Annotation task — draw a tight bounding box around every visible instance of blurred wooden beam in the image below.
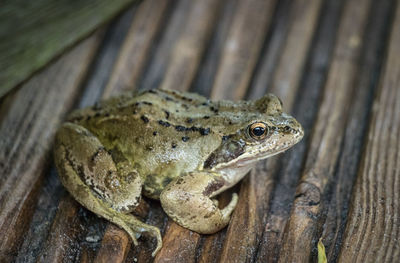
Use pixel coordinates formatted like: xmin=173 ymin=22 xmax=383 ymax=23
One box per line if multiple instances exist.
xmin=0 ymin=32 xmax=102 ymax=262
xmin=0 ymin=0 xmax=140 ymax=98
xmin=339 ymin=2 xmax=400 ymax=261
xmin=277 ymin=0 xmax=372 ymax=261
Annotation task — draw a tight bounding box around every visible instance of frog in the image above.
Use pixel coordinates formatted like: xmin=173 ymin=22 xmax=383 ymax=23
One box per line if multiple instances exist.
xmin=53 ymin=88 xmax=304 ymax=256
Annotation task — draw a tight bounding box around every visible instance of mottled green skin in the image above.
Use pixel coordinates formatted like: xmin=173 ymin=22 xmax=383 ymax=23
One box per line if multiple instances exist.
xmin=54 ymin=89 xmax=303 ymax=256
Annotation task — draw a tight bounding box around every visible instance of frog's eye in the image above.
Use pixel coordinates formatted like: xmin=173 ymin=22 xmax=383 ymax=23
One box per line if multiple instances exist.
xmin=248 ymin=122 xmax=269 ymax=140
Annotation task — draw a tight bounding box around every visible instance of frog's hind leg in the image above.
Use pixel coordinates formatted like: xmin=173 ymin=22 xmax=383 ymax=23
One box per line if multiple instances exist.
xmin=54 ymin=123 xmax=162 ymax=256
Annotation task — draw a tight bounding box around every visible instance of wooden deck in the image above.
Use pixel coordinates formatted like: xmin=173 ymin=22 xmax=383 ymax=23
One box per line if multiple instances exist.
xmin=1 ymin=0 xmax=399 ymax=262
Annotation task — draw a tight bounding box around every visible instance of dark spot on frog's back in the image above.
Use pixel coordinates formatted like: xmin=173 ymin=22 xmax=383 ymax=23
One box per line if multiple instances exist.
xmin=142 ymin=101 xmax=153 ymax=106
xmin=175 ymin=125 xmax=186 ymax=132
xmin=141 ymin=115 xmax=149 ymax=123
xmin=199 ymin=127 xmax=210 ymax=136
xmin=162 ymin=110 xmax=170 ymax=119
xmin=210 ymin=106 xmax=219 ymax=114
xmin=186 ymin=118 xmax=193 ymax=123
xmin=158 ymin=120 xmax=171 ymax=127
xmin=182 ymin=136 xmax=190 ymax=142
xmin=165 ymin=96 xmax=175 ymax=102
xmin=171 ymin=142 xmax=177 ymax=148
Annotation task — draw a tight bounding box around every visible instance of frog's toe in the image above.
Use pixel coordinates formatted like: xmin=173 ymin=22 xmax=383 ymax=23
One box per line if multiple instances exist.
xmin=114 ymin=213 xmax=162 ymax=256
xmin=149 ymin=226 xmax=162 ymax=257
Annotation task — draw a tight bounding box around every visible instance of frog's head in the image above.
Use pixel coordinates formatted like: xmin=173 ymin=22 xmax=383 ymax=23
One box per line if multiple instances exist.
xmin=203 ymin=94 xmax=303 ymax=171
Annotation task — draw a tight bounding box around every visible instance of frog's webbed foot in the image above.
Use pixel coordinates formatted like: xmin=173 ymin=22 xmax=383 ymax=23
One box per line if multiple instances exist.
xmin=54 ymin=123 xmax=162 ymax=256
xmin=110 ymin=212 xmax=162 ymax=256
xmin=160 ymin=172 xmax=238 ymax=234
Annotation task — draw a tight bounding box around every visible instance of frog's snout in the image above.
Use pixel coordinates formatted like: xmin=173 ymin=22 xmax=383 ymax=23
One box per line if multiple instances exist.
xmin=280 ymin=113 xmax=304 ymax=142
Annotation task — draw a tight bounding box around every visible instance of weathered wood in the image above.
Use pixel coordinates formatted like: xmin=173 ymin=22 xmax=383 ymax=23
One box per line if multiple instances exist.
xmin=103 ymin=0 xmax=171 ymax=97
xmin=1 ymin=0 xmax=398 ymax=261
xmin=17 ymin=12 xmax=136 ymax=262
xmin=255 ymin=0 xmax=345 ymax=261
xmin=0 ymin=34 xmax=101 ymax=262
xmin=139 ymin=0 xmax=193 ymax=91
xmin=160 ymin=0 xmax=222 ymax=92
xmin=267 ymin=0 xmax=323 ymax=106
xmin=211 ymin=0 xmax=277 ymax=100
xmin=36 ymin=196 xmax=83 ymax=262
xmin=192 ymin=0 xmax=239 ymax=97
xmin=277 ymin=0 xmax=372 ymax=261
xmin=322 ymin=0 xmax=395 ymax=261
xmin=249 ymin=0 xmax=292 ymax=100
xmin=213 ymin=1 xmax=323 ymax=262
xmin=0 ymin=0 xmax=139 ymax=98
xmin=94 ymin=224 xmax=131 ymax=263
xmin=79 ymin=8 xmax=137 ymax=108
xmin=338 ymin=2 xmax=400 ymax=262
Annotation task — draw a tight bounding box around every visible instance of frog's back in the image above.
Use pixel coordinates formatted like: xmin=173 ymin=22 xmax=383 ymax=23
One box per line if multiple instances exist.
xmin=66 ymin=89 xmax=224 ymax=198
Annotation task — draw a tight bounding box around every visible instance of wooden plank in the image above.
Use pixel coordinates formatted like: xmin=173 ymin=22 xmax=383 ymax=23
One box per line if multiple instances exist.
xmin=191 ymin=0 xmax=239 ymax=97
xmin=139 ymin=0 xmax=192 ymax=91
xmin=211 ymin=0 xmax=277 ymax=100
xmin=267 ymin=0 xmax=323 ymax=106
xmin=254 ymin=0 xmax=344 ymax=261
xmin=160 ymin=0 xmax=223 ymax=91
xmin=103 ymin=0 xmax=171 ymax=97
xmin=0 ymin=33 xmax=102 ymax=262
xmin=249 ymin=0 xmax=292 ymax=100
xmin=36 ymin=196 xmax=84 ymax=262
xmin=0 ymin=0 xmax=139 ymax=98
xmin=321 ymin=0 xmax=395 ymax=261
xmin=277 ymin=0 xmax=372 ymax=261
xmin=15 ymin=12 xmax=136 ymax=262
xmin=93 ymin=224 xmax=131 ymax=263
xmin=213 ymin=1 xmax=323 ymax=262
xmin=338 ymin=2 xmax=400 ymax=262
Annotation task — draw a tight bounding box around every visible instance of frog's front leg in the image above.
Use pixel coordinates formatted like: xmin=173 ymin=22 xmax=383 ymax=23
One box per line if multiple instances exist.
xmin=160 ymin=172 xmax=238 ymax=234
xmin=54 ymin=123 xmax=162 ymax=256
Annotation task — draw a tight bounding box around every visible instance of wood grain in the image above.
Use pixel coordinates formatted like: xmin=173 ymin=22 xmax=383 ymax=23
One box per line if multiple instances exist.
xmin=255 ymin=0 xmax=344 ymax=261
xmin=1 ymin=0 xmax=398 ymax=261
xmin=322 ymin=0 xmax=395 ymax=261
xmin=211 ymin=0 xmax=277 ymax=100
xmin=267 ymin=0 xmax=322 ymax=107
xmin=277 ymin=0 xmax=372 ymax=261
xmin=213 ymin=1 xmax=323 ymax=262
xmin=103 ymin=0 xmax=171 ymax=97
xmin=0 ymin=33 xmax=101 ymax=262
xmin=15 ymin=13 xmax=136 ymax=262
xmin=139 ymin=0 xmax=193 ymax=91
xmin=160 ymin=0 xmax=222 ymax=92
xmin=338 ymin=2 xmax=400 ymax=261
xmin=0 ymin=0 xmax=138 ymax=98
